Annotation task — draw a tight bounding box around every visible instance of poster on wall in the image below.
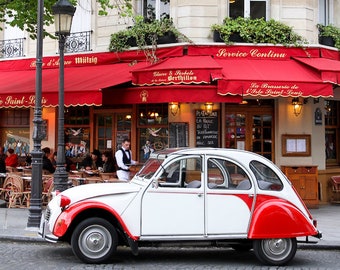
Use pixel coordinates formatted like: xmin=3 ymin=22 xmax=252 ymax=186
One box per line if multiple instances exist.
xmin=65 ymin=127 xmax=90 ymax=157
xmin=1 ymin=128 xmax=30 ymax=156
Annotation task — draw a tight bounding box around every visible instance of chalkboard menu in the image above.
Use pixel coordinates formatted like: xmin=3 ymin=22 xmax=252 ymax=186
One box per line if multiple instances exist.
xmin=196 ymin=110 xmax=219 ymax=147
xmin=169 ymin=122 xmax=189 ymax=148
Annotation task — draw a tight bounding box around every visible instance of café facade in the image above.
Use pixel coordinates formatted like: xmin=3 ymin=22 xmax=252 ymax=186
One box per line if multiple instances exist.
xmin=1 ymin=43 xmax=340 ymax=206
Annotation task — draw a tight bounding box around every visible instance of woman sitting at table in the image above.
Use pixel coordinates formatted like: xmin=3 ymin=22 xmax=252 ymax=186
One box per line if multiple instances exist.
xmin=81 ymin=149 xmax=103 ymax=170
xmin=102 ymin=150 xmax=117 ymax=173
xmin=5 ymin=148 xmax=18 ymax=168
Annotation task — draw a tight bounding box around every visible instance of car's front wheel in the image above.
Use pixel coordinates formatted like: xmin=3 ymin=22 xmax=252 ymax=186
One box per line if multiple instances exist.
xmin=71 ymin=217 xmax=118 ymax=263
xmin=253 ymin=238 xmax=297 ymax=266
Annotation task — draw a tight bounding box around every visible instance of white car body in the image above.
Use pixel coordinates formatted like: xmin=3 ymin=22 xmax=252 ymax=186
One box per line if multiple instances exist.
xmin=40 ymin=148 xmax=321 ymax=266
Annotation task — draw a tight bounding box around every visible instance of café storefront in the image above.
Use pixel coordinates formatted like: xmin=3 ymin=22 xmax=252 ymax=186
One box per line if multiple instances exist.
xmin=1 ymin=44 xmax=340 ymax=204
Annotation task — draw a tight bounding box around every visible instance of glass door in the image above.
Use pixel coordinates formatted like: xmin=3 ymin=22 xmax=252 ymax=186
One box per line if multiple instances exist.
xmin=95 ymin=112 xmax=132 ymax=154
xmin=225 ymin=100 xmax=274 ymax=161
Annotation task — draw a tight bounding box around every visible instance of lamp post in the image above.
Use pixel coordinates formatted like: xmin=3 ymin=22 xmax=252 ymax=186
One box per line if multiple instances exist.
xmin=27 ymin=0 xmax=45 ymax=228
xmin=52 ymin=0 xmax=76 ymax=192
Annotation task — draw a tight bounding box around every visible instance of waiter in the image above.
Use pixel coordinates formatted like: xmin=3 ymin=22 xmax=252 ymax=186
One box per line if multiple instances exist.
xmin=115 ymin=138 xmax=137 ymax=180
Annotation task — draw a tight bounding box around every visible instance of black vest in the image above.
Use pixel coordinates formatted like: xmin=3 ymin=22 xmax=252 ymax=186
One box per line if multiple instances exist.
xmin=119 ymin=148 xmax=131 ymax=170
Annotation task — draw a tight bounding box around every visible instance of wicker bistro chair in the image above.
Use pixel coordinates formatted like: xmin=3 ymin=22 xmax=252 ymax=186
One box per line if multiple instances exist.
xmin=42 ymin=176 xmax=54 ymax=206
xmin=330 ymin=176 xmax=340 ymax=203
xmin=22 ymin=176 xmax=54 ymax=208
xmin=0 ymin=174 xmax=25 ymax=208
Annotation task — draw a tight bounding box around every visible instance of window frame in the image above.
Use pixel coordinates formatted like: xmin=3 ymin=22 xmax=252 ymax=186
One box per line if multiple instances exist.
xmin=229 ymin=0 xmax=270 ymax=20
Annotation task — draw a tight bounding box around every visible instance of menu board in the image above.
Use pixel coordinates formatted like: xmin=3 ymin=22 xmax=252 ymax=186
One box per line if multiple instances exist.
xmin=169 ymin=122 xmax=189 ymax=148
xmin=195 ymin=110 xmax=219 ymax=147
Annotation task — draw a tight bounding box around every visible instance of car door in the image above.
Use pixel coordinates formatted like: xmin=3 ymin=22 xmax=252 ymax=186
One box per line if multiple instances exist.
xmin=205 ymin=157 xmax=254 ymax=236
xmin=141 ymin=155 xmax=205 ymax=237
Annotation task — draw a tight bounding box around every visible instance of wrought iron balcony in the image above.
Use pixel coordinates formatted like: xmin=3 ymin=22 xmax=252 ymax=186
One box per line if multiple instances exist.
xmin=0 ymin=38 xmax=25 ymax=58
xmin=65 ymin=31 xmax=92 ymax=53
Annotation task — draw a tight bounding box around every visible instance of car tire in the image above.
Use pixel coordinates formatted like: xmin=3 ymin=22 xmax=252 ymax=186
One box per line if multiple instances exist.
xmin=253 ymin=238 xmax=297 ymax=266
xmin=71 ymin=217 xmax=118 ymax=264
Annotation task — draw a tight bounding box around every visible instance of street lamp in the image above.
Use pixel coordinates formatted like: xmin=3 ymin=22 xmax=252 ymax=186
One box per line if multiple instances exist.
xmin=52 ymin=0 xmax=76 ymax=192
xmin=27 ymin=0 xmax=45 ymax=228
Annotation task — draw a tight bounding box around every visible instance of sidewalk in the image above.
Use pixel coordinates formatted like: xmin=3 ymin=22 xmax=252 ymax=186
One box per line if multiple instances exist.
xmin=0 ymin=204 xmax=339 ymax=248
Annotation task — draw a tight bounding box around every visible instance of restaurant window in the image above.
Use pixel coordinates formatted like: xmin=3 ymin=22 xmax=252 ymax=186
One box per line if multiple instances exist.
xmin=225 ymin=100 xmax=274 ymax=161
xmin=139 ymin=0 xmax=170 ymax=21
xmin=0 ymin=109 xmax=30 ymax=158
xmin=138 ymin=103 xmax=169 ymax=162
xmin=64 ymin=107 xmax=90 ymax=158
xmin=325 ymin=100 xmax=340 ymax=166
xmin=229 ymin=0 xmax=269 ymax=20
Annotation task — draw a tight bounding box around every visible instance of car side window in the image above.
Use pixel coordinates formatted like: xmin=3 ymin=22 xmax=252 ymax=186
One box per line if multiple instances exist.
xmin=207 ymin=158 xmax=251 ymax=190
xmin=249 ymin=160 xmax=283 ymax=191
xmin=158 ymin=157 xmax=202 ymax=188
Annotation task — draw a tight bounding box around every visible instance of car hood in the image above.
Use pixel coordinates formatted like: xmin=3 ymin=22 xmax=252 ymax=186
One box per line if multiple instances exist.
xmin=57 ymin=182 xmax=142 ymax=205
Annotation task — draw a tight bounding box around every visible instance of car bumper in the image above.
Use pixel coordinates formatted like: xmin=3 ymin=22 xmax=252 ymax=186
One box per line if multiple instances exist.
xmin=39 ymin=211 xmax=59 ymax=243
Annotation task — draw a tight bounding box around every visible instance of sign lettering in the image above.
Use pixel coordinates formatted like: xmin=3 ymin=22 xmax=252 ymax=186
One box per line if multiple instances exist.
xmin=0 ymin=95 xmax=48 ymax=106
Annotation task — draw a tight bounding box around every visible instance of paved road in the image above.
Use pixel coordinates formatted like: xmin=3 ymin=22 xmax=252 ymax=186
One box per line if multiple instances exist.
xmin=1 ymin=240 xmax=340 ymax=269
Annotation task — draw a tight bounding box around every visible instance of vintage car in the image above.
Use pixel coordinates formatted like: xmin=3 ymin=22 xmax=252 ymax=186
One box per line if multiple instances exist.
xmin=39 ymin=148 xmax=321 ymax=266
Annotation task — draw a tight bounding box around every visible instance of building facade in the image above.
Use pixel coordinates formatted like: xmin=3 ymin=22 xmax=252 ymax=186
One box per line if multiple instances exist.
xmin=1 ymin=0 xmax=340 ymax=205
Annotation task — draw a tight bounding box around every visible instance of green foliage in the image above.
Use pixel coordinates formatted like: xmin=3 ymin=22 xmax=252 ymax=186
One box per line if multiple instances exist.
xmin=211 ymin=17 xmax=307 ymax=47
xmin=317 ymin=24 xmax=340 ymax=50
xmin=0 ymin=0 xmax=132 ymax=39
xmin=109 ymin=16 xmax=190 ymax=53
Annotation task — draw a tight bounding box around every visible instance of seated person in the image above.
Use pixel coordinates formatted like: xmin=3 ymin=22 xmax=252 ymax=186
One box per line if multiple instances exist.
xmin=81 ymin=149 xmax=103 ymax=170
xmin=5 ymin=148 xmax=18 ymax=168
xmin=42 ymin=147 xmax=55 ymax=174
xmin=101 ymin=150 xmax=117 ymax=173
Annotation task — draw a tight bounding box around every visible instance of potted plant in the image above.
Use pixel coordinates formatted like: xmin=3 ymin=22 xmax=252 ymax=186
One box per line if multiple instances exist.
xmin=317 ymin=24 xmax=340 ymax=49
xmin=109 ymin=16 xmax=190 ymax=53
xmin=211 ymin=17 xmax=307 ymax=46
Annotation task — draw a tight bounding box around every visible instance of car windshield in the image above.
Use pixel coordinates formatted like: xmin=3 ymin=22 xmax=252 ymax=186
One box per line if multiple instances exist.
xmin=135 ymin=158 xmax=164 ymax=180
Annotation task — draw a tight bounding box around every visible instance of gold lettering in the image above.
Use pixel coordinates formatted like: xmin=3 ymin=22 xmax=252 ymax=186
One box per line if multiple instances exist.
xmin=250 ymin=49 xmax=287 ymax=58
xmin=216 ymin=48 xmax=248 ymax=58
xmin=74 ymin=56 xmax=98 ymax=65
xmin=5 ymin=96 xmax=25 ymax=105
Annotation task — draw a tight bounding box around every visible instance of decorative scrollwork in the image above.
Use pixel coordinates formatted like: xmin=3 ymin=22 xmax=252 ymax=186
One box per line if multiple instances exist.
xmin=0 ymin=38 xmax=25 ymax=58
xmin=65 ymin=31 xmax=92 ymax=53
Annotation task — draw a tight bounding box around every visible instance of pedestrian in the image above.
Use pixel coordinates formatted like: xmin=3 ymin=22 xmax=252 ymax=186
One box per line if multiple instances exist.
xmin=115 ymin=138 xmax=137 ymax=181
xmin=5 ymin=148 xmax=18 ymax=168
xmin=81 ymin=149 xmax=103 ymax=170
xmin=42 ymin=147 xmax=55 ymax=174
xmin=101 ymin=150 xmax=117 ymax=173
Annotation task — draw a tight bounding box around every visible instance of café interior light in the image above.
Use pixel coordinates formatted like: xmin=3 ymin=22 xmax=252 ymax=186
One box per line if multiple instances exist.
xmin=204 ymin=102 xmax=214 ymax=115
xmin=169 ymin=102 xmax=180 ymax=116
xmin=292 ymin=97 xmax=302 ymax=117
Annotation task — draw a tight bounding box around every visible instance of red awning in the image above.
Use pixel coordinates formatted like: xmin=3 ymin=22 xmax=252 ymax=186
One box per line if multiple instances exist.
xmin=132 ymin=55 xmax=222 ymax=86
xmin=215 ymin=59 xmax=333 ymax=98
xmin=293 ymin=57 xmax=340 ymax=85
xmin=102 ymin=85 xmax=242 ymax=104
xmin=0 ymin=62 xmax=144 ymax=108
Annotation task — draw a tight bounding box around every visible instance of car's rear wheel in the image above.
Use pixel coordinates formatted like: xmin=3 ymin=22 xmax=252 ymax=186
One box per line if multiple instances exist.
xmin=71 ymin=217 xmax=118 ymax=263
xmin=253 ymin=238 xmax=297 ymax=266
